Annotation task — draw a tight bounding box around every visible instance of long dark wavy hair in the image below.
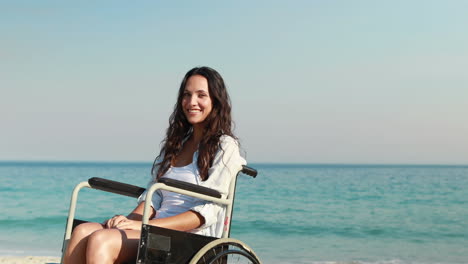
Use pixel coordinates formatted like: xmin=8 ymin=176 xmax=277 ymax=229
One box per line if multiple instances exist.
xmin=152 ymin=66 xmax=236 ymax=181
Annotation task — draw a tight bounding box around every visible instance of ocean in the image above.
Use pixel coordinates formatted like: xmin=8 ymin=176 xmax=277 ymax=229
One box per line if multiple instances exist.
xmin=0 ymin=162 xmax=467 ymax=264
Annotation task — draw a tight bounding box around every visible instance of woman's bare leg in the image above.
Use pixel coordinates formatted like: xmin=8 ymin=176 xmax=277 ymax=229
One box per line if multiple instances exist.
xmin=63 ymin=222 xmax=104 ymax=264
xmin=86 ymin=228 xmax=141 ymax=264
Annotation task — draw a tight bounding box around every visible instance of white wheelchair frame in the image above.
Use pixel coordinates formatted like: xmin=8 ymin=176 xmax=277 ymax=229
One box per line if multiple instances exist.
xmin=61 ymin=165 xmax=261 ymax=264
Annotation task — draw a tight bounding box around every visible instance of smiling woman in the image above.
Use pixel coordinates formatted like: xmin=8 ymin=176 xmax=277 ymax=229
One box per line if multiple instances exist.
xmin=62 ymin=66 xmax=246 ymax=264
xmin=156 ymin=67 xmax=236 ymax=181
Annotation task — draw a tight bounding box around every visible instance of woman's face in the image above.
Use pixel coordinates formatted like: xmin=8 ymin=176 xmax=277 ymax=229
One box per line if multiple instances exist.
xmin=182 ymin=75 xmax=213 ymax=127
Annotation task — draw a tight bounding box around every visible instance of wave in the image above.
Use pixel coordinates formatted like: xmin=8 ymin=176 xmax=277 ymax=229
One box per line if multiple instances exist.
xmin=0 ymin=216 xmax=66 ymax=228
xmin=231 ymin=219 xmax=467 ymax=240
xmin=0 ymin=216 xmax=101 ymax=229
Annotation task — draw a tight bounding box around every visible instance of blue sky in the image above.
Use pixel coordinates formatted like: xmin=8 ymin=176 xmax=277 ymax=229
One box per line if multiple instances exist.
xmin=1 ymin=1 xmax=467 ymax=164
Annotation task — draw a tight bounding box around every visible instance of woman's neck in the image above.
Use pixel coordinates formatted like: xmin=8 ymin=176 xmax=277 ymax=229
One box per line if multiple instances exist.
xmin=191 ymin=125 xmax=204 ymax=144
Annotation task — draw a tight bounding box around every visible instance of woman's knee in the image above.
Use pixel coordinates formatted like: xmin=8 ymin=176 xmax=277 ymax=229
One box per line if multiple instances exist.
xmin=87 ymin=229 xmax=124 ymax=256
xmin=86 ymin=229 xmax=140 ymax=263
xmin=72 ymin=222 xmax=103 ymax=239
xmin=86 ymin=229 xmax=121 ymax=262
xmin=87 ymin=229 xmax=111 ymax=246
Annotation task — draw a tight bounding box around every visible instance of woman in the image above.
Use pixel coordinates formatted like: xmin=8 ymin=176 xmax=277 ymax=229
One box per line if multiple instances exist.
xmin=63 ymin=66 xmax=246 ymax=264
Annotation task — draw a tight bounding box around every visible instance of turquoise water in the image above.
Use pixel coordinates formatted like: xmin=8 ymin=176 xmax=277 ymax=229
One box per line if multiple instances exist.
xmin=0 ymin=162 xmax=467 ymax=263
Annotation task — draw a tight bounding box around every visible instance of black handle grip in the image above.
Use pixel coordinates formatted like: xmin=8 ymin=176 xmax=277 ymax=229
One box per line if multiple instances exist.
xmin=241 ymin=165 xmax=257 ymax=178
xmin=88 ymin=177 xmax=146 ymax=198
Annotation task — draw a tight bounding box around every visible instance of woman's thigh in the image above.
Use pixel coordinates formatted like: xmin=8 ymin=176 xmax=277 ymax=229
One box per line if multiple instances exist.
xmin=87 ymin=228 xmax=141 ymax=263
xmin=65 ymin=222 xmax=106 ymax=263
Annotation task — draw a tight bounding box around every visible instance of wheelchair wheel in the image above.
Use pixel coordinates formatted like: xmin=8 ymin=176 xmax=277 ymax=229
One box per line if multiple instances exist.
xmin=189 ymin=238 xmax=261 ymax=264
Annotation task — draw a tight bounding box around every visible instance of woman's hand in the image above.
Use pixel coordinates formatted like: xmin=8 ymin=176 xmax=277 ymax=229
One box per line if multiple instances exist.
xmin=104 ymin=215 xmax=128 ymax=229
xmin=115 ymin=219 xmax=142 ymax=230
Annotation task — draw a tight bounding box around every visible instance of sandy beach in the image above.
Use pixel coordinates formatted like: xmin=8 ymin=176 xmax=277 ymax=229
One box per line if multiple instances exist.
xmin=0 ymin=256 xmax=60 ymax=264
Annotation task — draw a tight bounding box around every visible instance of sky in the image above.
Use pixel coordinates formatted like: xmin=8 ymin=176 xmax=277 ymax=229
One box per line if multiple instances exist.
xmin=1 ymin=0 xmax=467 ymax=164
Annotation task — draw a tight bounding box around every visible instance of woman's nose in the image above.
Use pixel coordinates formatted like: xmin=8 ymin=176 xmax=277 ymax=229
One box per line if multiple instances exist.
xmin=190 ymin=95 xmax=197 ymax=105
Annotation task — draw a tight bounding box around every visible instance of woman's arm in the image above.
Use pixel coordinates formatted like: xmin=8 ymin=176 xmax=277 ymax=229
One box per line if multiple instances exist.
xmin=113 ymin=208 xmax=204 ymax=232
xmin=148 ymin=210 xmax=204 ymax=231
xmin=105 ymin=201 xmax=155 ymax=228
xmin=127 ymin=201 xmax=155 ymax=221
xmin=190 ymin=136 xmax=246 ymax=228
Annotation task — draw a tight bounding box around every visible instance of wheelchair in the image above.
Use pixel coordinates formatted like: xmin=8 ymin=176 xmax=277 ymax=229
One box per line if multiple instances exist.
xmin=61 ymin=165 xmax=262 ymax=264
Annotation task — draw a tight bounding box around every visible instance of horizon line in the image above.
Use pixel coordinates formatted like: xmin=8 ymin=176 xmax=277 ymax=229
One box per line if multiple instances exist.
xmin=0 ymin=160 xmax=467 ymax=167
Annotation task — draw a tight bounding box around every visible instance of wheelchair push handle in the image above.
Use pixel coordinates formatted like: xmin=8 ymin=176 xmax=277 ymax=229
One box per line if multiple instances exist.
xmin=241 ymin=165 xmax=257 ymax=178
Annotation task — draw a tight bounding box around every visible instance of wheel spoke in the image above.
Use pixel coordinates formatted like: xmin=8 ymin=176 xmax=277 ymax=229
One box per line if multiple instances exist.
xmin=192 ymin=239 xmax=261 ymax=264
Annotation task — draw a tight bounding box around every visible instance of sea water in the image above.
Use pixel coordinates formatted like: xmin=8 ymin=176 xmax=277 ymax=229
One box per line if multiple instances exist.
xmin=0 ymin=162 xmax=467 ymax=264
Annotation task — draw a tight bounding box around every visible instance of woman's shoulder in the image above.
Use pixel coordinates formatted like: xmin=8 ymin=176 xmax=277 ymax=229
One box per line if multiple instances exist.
xmin=219 ymin=135 xmax=239 ymax=148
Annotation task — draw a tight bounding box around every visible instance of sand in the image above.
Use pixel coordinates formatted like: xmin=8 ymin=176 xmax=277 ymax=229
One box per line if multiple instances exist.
xmin=0 ymin=256 xmax=60 ymax=264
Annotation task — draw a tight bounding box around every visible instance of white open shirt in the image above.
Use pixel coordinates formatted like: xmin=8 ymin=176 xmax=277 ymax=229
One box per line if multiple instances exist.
xmin=137 ymin=135 xmax=246 ymax=238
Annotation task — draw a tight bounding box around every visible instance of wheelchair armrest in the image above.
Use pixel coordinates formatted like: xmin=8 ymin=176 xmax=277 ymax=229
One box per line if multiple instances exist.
xmin=88 ymin=177 xmax=146 ymax=198
xmin=158 ymin=178 xmax=222 ymax=199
